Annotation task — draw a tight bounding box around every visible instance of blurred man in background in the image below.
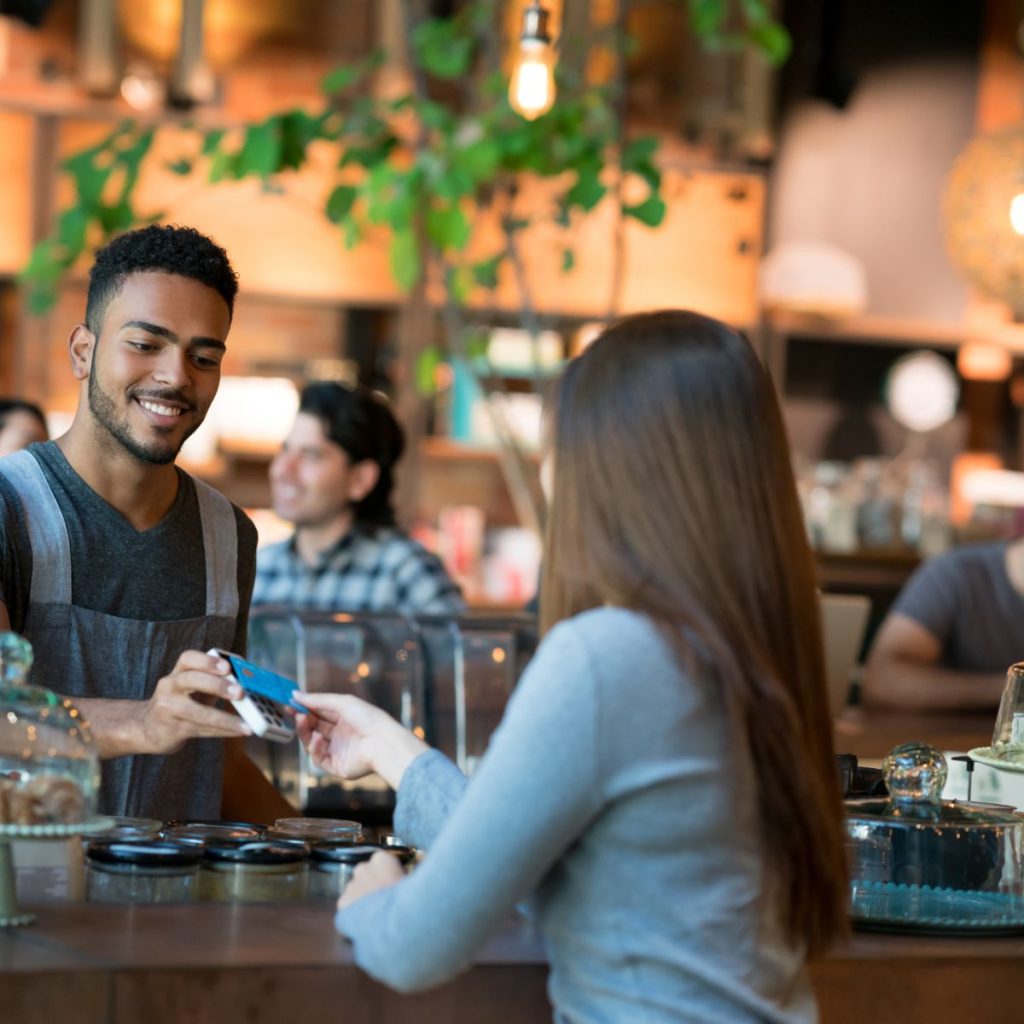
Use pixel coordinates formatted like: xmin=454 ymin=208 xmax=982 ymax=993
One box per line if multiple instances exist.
xmin=254 ymin=381 xmax=464 ymax=617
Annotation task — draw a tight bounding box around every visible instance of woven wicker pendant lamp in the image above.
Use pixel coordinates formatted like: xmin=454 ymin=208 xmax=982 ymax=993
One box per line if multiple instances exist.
xmin=943 ymin=123 xmax=1024 ymax=314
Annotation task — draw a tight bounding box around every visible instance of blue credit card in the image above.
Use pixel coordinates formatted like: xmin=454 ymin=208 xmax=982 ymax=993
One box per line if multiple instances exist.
xmin=225 ymin=654 xmax=308 ymax=712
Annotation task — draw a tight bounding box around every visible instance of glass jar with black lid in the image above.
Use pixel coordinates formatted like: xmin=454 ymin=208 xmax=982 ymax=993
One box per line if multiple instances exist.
xmin=267 ymin=817 xmax=363 ymax=844
xmin=200 ymin=840 xmax=309 ymax=902
xmin=162 ymin=821 xmax=264 ymax=847
xmin=308 ymin=842 xmax=415 ymax=901
xmin=86 ymin=841 xmax=202 ymax=903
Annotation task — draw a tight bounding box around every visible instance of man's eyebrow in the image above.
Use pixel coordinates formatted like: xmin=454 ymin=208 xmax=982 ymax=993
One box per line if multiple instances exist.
xmin=119 ymin=320 xmax=226 ymax=351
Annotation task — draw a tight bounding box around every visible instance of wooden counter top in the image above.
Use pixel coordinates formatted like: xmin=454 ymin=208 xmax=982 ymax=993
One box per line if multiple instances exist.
xmin=834 ymin=706 xmax=995 ymax=760
xmin=2 ymin=902 xmax=1023 ymax=1023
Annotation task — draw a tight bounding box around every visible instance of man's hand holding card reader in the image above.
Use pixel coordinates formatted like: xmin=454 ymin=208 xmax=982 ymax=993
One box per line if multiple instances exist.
xmin=208 ymin=649 xmax=307 ymax=743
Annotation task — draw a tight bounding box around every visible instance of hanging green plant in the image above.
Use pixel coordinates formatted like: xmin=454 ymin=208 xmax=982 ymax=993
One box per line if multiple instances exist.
xmin=20 ymin=0 xmax=789 ymax=321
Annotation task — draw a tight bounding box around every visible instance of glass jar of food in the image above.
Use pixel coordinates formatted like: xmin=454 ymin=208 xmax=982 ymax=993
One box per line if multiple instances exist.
xmin=267 ymin=817 xmax=363 ymax=844
xmin=86 ymin=841 xmax=202 ymax=903
xmin=308 ymin=842 xmax=416 ymax=901
xmin=162 ymin=821 xmax=265 ymax=846
xmin=84 ymin=816 xmax=163 ymax=842
xmin=200 ymin=841 xmax=308 ymax=902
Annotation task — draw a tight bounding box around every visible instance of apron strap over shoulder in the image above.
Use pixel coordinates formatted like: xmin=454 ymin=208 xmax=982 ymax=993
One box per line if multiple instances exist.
xmin=192 ymin=475 xmax=239 ymax=622
xmin=0 ymin=450 xmax=72 ymax=605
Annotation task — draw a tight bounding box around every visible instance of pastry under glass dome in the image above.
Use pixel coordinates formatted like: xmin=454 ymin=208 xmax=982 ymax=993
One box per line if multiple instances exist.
xmin=0 ymin=632 xmax=99 ymax=825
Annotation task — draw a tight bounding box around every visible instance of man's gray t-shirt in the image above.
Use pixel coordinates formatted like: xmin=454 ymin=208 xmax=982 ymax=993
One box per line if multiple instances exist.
xmin=337 ymin=607 xmax=814 ymax=1023
xmin=891 ymin=542 xmax=1024 ymax=672
xmin=0 ymin=442 xmax=255 ymax=646
xmin=0 ymin=441 xmax=257 ymax=818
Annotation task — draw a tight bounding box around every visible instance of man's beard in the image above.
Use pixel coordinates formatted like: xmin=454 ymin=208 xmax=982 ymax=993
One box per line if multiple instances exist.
xmin=88 ymin=364 xmax=198 ymax=466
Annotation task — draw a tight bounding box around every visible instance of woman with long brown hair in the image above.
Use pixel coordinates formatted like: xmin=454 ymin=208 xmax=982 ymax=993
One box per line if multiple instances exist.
xmin=296 ymin=309 xmax=849 ymax=1021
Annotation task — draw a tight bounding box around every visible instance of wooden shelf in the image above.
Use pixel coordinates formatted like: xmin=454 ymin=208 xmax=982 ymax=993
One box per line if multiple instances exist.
xmin=420 ymin=437 xmax=542 ymax=463
xmin=767 ymin=310 xmax=1024 ymax=353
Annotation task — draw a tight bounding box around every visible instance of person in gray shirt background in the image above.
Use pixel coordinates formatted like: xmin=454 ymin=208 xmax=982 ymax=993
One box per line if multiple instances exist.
xmin=864 ymin=539 xmax=1024 ymax=712
xmin=295 ymin=310 xmax=849 ymax=1022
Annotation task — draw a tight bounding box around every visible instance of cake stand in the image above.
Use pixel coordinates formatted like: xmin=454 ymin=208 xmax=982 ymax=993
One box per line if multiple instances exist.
xmin=0 ymin=817 xmax=112 ymax=926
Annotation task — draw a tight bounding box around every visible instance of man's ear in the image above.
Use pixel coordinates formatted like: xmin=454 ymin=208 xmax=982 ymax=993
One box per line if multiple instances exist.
xmin=347 ymin=459 xmax=380 ymax=503
xmin=68 ymin=324 xmax=95 ymax=381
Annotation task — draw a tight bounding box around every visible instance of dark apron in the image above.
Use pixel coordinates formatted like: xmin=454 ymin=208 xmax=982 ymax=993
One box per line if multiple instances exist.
xmin=0 ymin=449 xmax=240 ymax=820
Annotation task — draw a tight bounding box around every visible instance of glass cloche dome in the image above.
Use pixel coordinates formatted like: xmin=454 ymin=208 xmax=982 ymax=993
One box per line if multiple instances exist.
xmin=0 ymin=632 xmax=99 ymax=825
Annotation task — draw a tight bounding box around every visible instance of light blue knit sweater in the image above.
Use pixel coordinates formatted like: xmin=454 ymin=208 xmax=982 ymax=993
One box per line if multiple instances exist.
xmin=336 ymin=606 xmax=817 ymax=1023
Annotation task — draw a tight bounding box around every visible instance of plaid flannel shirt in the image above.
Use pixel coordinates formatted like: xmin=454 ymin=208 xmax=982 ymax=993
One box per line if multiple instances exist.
xmin=252 ymin=526 xmax=465 ymax=617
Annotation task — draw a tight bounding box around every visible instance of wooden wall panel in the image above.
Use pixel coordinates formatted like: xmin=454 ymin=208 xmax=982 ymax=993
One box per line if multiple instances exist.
xmin=0 ymin=112 xmax=34 ymax=275
xmin=457 ymin=167 xmax=764 ymax=327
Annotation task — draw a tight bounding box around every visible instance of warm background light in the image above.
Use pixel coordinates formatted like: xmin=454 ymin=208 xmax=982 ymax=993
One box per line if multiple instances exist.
xmin=957 ymin=341 xmax=1013 ymax=381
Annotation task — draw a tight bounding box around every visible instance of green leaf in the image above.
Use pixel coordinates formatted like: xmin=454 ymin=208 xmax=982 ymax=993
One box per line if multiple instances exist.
xmin=623 ymin=195 xmax=667 ymax=228
xmin=471 ymin=254 xmax=502 ymax=290
xmin=389 ymin=229 xmax=421 ymax=291
xmin=56 ymin=207 xmax=88 ymax=256
xmin=418 ymin=99 xmax=456 ymax=133
xmin=166 ymin=158 xmax=193 ymax=176
xmin=322 ymin=64 xmax=362 ymax=94
xmin=278 ymin=111 xmax=321 ymax=171
xmin=690 ymin=0 xmax=727 ymax=38
xmin=208 ymin=149 xmax=239 ymax=183
xmin=97 ymin=200 xmax=135 ymax=234
xmin=426 ymin=202 xmax=471 ymax=252
xmin=343 ymin=217 xmax=362 ymax=250
xmin=63 ymin=152 xmax=111 ymax=209
xmin=455 ymin=138 xmax=500 ymax=184
xmin=566 ymin=163 xmax=606 ymax=212
xmin=22 ymin=239 xmax=66 ymax=283
xmin=621 ymin=136 xmax=662 ymax=189
xmin=414 ymin=345 xmax=442 ymax=395
xmin=465 ymin=329 xmax=490 ymax=361
xmin=238 ymin=119 xmax=282 ymax=179
xmin=561 ymin=248 xmax=575 ymax=273
xmin=365 ymin=165 xmax=418 ymax=230
xmin=201 ymin=129 xmax=225 ymax=156
xmin=622 ymin=136 xmax=659 ymax=165
xmin=738 ymin=0 xmax=772 ymax=22
xmin=339 ymin=137 xmax=397 ymax=170
xmin=445 ymin=264 xmax=473 ymax=305
xmin=412 ymin=18 xmax=474 ymax=80
xmin=325 ymin=184 xmax=358 ymax=224
xmin=748 ymin=22 xmax=792 ymax=65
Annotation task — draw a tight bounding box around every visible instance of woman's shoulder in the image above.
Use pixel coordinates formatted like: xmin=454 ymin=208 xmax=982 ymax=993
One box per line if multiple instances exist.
xmin=554 ymin=605 xmax=658 ymax=640
xmin=544 ymin=607 xmax=680 ymax=677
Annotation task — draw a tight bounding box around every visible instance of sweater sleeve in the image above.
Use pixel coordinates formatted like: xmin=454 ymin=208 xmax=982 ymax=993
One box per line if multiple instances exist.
xmin=335 ymin=619 xmax=602 ymax=993
xmin=391 ymin=748 xmax=469 ymax=851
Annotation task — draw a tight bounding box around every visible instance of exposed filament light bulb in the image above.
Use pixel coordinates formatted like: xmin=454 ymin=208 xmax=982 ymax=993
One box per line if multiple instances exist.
xmin=509 ymin=3 xmax=556 ymax=121
xmin=1010 ymin=191 xmax=1024 ymax=236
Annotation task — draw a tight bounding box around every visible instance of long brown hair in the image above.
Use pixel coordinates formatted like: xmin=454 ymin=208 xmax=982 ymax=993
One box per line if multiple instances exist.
xmin=541 ymin=310 xmax=848 ymax=954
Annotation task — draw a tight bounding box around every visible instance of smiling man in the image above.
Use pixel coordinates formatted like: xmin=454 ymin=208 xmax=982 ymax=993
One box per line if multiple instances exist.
xmin=0 ymin=225 xmax=292 ymax=822
xmin=253 ymin=381 xmax=464 ymax=617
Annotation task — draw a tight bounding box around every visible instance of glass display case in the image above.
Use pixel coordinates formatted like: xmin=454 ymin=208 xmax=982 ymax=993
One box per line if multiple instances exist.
xmin=245 ymin=610 xmax=537 ymax=819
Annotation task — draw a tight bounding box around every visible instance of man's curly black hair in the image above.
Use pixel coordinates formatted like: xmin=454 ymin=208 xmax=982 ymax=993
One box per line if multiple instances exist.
xmin=85 ymin=224 xmax=239 ymax=335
